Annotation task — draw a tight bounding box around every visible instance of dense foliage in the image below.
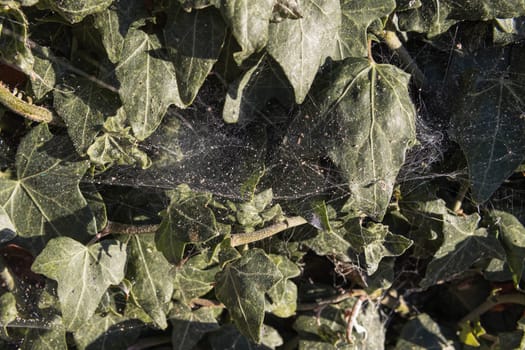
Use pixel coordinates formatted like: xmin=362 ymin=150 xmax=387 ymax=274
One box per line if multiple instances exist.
xmin=1 ymin=0 xmax=525 ymax=349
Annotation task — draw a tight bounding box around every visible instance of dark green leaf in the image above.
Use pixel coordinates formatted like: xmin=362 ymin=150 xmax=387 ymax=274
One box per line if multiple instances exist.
xmin=30 ymin=47 xmax=58 ymax=100
xmin=31 ymin=237 xmax=127 ymax=331
xmin=208 ymin=324 xmax=282 ymax=350
xmin=420 ymin=213 xmax=506 ymax=288
xmin=449 ymin=47 xmax=525 ymax=203
xmin=490 ymin=210 xmax=525 ymax=286
xmin=219 ymin=0 xmax=274 ymax=64
xmin=333 ymin=0 xmax=395 ymax=59
xmin=0 ymin=292 xmax=17 ymax=333
xmin=395 ymin=313 xmax=459 ymax=349
xmin=170 ymin=303 xmax=221 ymax=350
xmin=0 ymin=4 xmax=33 ymax=73
xmin=39 ymin=0 xmax=112 ymax=24
xmin=164 ymin=6 xmax=226 ymax=105
xmin=267 ymin=0 xmax=341 ymax=103
xmin=126 ymin=235 xmax=173 ymax=329
xmin=115 ymin=27 xmax=183 ymax=140
xmin=0 ymin=124 xmax=96 ymax=238
xmin=73 ymin=313 xmax=141 ymax=350
xmin=173 ymin=252 xmax=220 ymax=304
xmin=21 ymin=316 xmax=67 ymax=350
xmin=215 ymin=248 xmax=282 ymax=342
xmin=53 ymin=75 xmax=120 ymax=154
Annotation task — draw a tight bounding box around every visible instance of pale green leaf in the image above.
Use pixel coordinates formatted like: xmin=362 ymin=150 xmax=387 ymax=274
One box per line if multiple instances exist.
xmin=420 ymin=213 xmax=505 ymax=288
xmin=0 ymin=292 xmax=17 ymax=332
xmin=173 ymin=252 xmax=220 ymax=304
xmin=267 ymin=0 xmax=341 ymax=103
xmin=266 ymin=254 xmax=300 ymax=318
xmin=215 ymin=248 xmax=282 ymax=342
xmin=39 ymin=0 xmax=112 ymax=24
xmin=333 ymin=0 xmax=395 ymax=59
xmin=490 ymin=210 xmax=525 ymax=286
xmin=164 ymin=5 xmax=226 ymax=105
xmin=0 ymin=124 xmax=96 ymax=238
xmin=0 ymin=206 xmax=16 ymax=244
xmin=115 ymin=28 xmax=183 ymax=140
xmin=73 ymin=313 xmax=141 ymax=350
xmin=31 ymin=237 xmax=127 ymax=331
xmin=170 ymin=303 xmax=221 ymax=350
xmin=22 ymin=316 xmax=67 ymax=350
xmin=53 ymin=75 xmax=120 ymax=154
xmin=126 ymin=235 xmax=173 ymax=329
xmin=220 ymin=0 xmax=274 ymax=64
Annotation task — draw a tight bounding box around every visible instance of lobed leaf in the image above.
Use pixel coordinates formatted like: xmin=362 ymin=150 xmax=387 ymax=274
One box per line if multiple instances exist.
xmin=39 ymin=0 xmax=113 ymax=24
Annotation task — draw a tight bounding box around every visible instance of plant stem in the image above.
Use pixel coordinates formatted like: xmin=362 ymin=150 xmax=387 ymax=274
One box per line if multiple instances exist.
xmin=452 ymin=182 xmax=469 ymax=213
xmin=0 ymin=256 xmax=16 ymax=292
xmin=230 ymin=216 xmax=307 ymax=247
xmin=380 ymin=20 xmax=426 ymax=89
xmin=0 ymin=81 xmax=59 ymax=124
xmin=296 ymin=290 xmax=368 ymax=311
xmin=458 ymin=293 xmax=525 ymax=326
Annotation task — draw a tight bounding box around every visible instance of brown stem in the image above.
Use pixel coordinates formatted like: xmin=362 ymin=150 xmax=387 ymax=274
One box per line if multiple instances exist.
xmin=230 ymin=216 xmax=307 ymax=247
xmin=452 ymin=182 xmax=469 ymax=214
xmin=191 ymin=298 xmax=224 ymax=308
xmin=458 ymin=293 xmax=525 ymax=326
xmin=380 ymin=20 xmax=426 ymax=89
xmin=296 ymin=290 xmax=368 ymax=311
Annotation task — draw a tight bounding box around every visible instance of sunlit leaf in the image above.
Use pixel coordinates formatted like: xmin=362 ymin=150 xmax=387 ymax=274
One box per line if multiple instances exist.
xmin=164 ymin=5 xmax=226 ymax=105
xmin=115 ymin=27 xmax=183 ymax=140
xmin=420 ymin=213 xmax=506 ymax=288
xmin=0 ymin=124 xmax=96 ymax=238
xmin=22 ymin=316 xmax=67 ymax=350
xmin=0 ymin=292 xmax=17 ymax=333
xmin=39 ymin=0 xmax=113 ymax=24
xmin=173 ymin=252 xmax=220 ymax=304
xmin=170 ymin=303 xmax=221 ymax=350
xmin=0 ymin=206 xmax=16 ymax=243
xmin=266 ymin=254 xmax=300 ymax=318
xmin=31 ymin=237 xmax=127 ymax=331
xmin=215 ymin=248 xmax=282 ymax=342
xmin=73 ymin=313 xmax=141 ymax=350
xmin=126 ymin=235 xmax=173 ymax=329
xmin=267 ymin=0 xmax=341 ymax=103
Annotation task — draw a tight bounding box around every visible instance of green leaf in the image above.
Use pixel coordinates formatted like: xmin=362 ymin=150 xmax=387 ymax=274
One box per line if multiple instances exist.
xmin=31 ymin=237 xmax=127 ymax=331
xmin=157 ymin=185 xmax=229 ymax=262
xmin=267 ymin=0 xmax=341 ymax=103
xmin=420 ymin=213 xmax=506 ymax=288
xmin=0 ymin=292 xmax=17 ymax=333
xmin=395 ymin=313 xmax=459 ymax=349
xmin=0 ymin=206 xmax=16 ymax=244
xmin=115 ymin=27 xmax=183 ymax=140
xmin=73 ymin=313 xmax=141 ymax=350
xmin=266 ymin=254 xmax=300 ymax=318
xmin=333 ymin=0 xmax=395 ymax=59
xmin=490 ymin=210 xmax=525 ymax=287
xmin=219 ymin=0 xmax=274 ymax=64
xmin=126 ymin=234 xmax=173 ymax=329
xmin=303 ymin=58 xmax=416 ymax=220
xmin=173 ymin=252 xmax=220 ymax=304
xmin=53 ymin=75 xmax=120 ymax=154
xmin=208 ymin=324 xmax=282 ymax=350
xmin=169 ymin=303 xmax=221 ymax=350
xmin=39 ymin=0 xmax=113 ymax=24
xmin=215 ymin=248 xmax=282 ymax=342
xmin=30 ymin=47 xmax=59 ymax=100
xmin=21 ymin=316 xmax=67 ymax=350
xmin=87 ymin=108 xmax=151 ymax=170
xmin=0 ymin=3 xmax=33 ymax=73
xmin=164 ymin=5 xmax=226 ymax=105
xmin=0 ymin=124 xmax=96 ymax=238
xmin=92 ymin=1 xmax=148 ymax=63
xmin=449 ymin=47 xmax=525 ymax=203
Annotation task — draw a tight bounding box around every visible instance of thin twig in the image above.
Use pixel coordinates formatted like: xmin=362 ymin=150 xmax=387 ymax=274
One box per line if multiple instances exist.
xmin=458 ymin=293 xmax=525 ymax=326
xmin=191 ymin=298 xmax=224 ymax=308
xmin=452 ymin=182 xmax=469 ymax=214
xmin=230 ymin=216 xmax=307 ymax=247
xmin=0 ymin=81 xmax=59 ymax=124
xmin=296 ymin=290 xmax=368 ymax=311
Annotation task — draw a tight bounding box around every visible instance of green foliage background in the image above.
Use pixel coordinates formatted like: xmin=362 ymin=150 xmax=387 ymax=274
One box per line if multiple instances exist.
xmin=1 ymin=0 xmax=525 ymax=349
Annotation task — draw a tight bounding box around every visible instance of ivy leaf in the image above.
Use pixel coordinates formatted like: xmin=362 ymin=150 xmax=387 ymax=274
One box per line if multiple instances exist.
xmin=0 ymin=292 xmax=17 ymax=334
xmin=39 ymin=0 xmax=113 ymax=24
xmin=0 ymin=206 xmax=16 ymax=244
xmin=92 ymin=1 xmax=148 ymax=63
xmin=169 ymin=303 xmax=221 ymax=350
xmin=266 ymin=254 xmax=301 ymax=318
xmin=30 ymin=47 xmax=59 ymax=100
xmin=208 ymin=324 xmax=282 ymax=350
xmin=333 ymin=0 xmax=395 ymax=59
xmin=449 ymin=47 xmax=525 ymax=203
xmin=304 ymin=59 xmax=416 ymax=220
xmin=22 ymin=316 xmax=67 ymax=350
xmin=0 ymin=124 xmax=96 ymax=238
xmin=73 ymin=313 xmax=141 ymax=350
xmin=126 ymin=235 xmax=173 ymax=329
xmin=115 ymin=27 xmax=183 ymax=140
xmin=267 ymin=0 xmax=341 ymax=103
xmin=0 ymin=3 xmax=33 ymax=74
xmin=219 ymin=0 xmax=274 ymax=64
xmin=215 ymin=248 xmax=282 ymax=342
xmin=395 ymin=313 xmax=459 ymax=349
xmin=164 ymin=5 xmax=226 ymax=105
xmin=53 ymin=75 xmax=120 ymax=154
xmin=157 ymin=185 xmax=229 ymax=262
xmin=31 ymin=237 xmax=127 ymax=331
xmin=173 ymin=252 xmax=220 ymax=304
xmin=490 ymin=210 xmax=525 ymax=287
xmin=420 ymin=213 xmax=506 ymax=288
